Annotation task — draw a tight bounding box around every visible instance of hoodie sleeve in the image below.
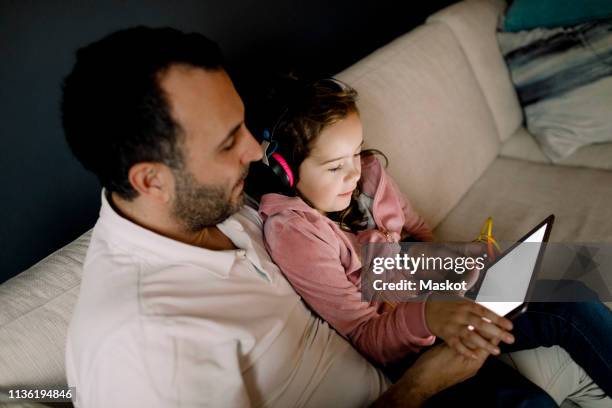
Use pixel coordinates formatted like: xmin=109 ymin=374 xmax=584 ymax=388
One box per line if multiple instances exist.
xmin=384 ymin=171 xmax=434 ymax=242
xmin=263 ymin=213 xmax=435 ymax=365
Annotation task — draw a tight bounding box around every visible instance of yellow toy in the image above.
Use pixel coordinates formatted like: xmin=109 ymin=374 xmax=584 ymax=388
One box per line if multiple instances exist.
xmin=475 ymin=217 xmax=502 ymax=262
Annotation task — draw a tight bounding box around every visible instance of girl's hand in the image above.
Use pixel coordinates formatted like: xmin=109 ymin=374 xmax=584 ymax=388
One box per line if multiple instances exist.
xmin=424 ymin=293 xmax=515 ymax=359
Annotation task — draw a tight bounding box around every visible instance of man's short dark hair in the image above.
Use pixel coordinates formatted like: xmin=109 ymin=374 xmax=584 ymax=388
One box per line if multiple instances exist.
xmin=61 ymin=26 xmax=224 ymax=200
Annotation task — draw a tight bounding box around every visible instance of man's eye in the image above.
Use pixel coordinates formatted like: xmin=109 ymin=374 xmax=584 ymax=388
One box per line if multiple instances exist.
xmin=222 ymin=139 xmax=236 ymax=151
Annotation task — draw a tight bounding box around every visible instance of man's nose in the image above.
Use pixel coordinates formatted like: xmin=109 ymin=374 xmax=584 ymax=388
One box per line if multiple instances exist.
xmin=241 ymin=129 xmax=263 ymax=164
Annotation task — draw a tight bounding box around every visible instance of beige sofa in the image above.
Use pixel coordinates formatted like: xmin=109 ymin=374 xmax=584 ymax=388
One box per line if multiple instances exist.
xmin=1 ymin=0 xmax=610 ymax=406
xmin=338 ymin=0 xmax=612 ymax=245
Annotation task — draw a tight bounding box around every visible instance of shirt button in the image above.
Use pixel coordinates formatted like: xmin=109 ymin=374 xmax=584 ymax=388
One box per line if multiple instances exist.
xmin=237 ymin=250 xmax=247 ymax=259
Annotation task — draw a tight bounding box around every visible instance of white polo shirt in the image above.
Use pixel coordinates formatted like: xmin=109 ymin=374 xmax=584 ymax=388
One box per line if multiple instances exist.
xmin=65 ymin=191 xmax=389 ymax=407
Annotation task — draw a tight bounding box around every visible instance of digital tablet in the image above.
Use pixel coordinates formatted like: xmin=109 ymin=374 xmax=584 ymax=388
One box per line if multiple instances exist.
xmin=472 ymin=215 xmax=554 ymax=317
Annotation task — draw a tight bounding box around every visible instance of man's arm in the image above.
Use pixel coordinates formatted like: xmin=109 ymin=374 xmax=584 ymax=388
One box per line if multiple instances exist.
xmin=371 ymin=344 xmax=490 ymax=408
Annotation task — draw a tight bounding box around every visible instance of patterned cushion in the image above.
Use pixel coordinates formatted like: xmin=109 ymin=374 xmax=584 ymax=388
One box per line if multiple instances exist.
xmin=498 ymin=20 xmax=612 ymax=162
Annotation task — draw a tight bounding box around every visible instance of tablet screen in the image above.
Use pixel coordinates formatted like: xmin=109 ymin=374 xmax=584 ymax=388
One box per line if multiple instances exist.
xmin=476 ymin=224 xmax=548 ymax=316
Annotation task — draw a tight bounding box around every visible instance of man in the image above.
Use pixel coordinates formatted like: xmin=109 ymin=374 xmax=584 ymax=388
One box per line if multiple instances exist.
xmin=62 ymin=27 xmax=590 ymax=407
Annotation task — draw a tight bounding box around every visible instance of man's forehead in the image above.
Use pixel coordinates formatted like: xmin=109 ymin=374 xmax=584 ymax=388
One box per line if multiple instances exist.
xmin=159 ymin=65 xmax=243 ymax=144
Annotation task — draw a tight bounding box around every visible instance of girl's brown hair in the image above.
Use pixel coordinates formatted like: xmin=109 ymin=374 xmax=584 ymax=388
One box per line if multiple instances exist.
xmin=272 ymin=78 xmax=387 ymax=233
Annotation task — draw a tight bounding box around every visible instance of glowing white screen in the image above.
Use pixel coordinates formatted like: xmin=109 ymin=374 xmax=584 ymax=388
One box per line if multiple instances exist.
xmin=476 ymin=224 xmax=547 ymax=316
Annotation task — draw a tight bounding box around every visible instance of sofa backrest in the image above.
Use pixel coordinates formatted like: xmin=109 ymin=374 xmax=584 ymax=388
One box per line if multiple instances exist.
xmin=337 ymin=18 xmax=501 ymax=228
xmin=0 ymin=231 xmax=90 ymax=389
xmin=427 ymin=0 xmax=523 ymax=142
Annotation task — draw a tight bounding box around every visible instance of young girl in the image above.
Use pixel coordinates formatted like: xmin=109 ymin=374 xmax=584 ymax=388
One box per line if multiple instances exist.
xmin=256 ymin=78 xmax=611 ymax=396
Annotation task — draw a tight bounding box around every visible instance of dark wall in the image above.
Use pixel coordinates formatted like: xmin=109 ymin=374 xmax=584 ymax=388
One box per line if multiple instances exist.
xmin=0 ymin=0 xmax=456 ymax=283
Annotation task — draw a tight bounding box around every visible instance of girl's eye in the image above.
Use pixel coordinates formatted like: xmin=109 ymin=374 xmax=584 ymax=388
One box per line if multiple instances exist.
xmin=328 ymin=165 xmax=342 ymax=173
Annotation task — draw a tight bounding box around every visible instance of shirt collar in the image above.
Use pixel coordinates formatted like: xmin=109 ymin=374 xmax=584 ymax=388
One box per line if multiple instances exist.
xmin=97 ymin=189 xmax=249 ymax=278
xmin=217 ymin=214 xmax=271 ymax=281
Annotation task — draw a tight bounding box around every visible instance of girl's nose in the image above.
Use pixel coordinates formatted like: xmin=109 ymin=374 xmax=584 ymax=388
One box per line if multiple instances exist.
xmin=346 ymin=166 xmax=361 ymax=183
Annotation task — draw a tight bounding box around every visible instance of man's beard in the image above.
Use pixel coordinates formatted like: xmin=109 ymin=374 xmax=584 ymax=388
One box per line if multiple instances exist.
xmin=171 ymin=166 xmax=248 ymax=232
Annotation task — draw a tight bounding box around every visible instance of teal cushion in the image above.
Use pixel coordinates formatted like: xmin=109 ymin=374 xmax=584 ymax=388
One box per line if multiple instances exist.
xmin=504 ymin=0 xmax=612 ymax=32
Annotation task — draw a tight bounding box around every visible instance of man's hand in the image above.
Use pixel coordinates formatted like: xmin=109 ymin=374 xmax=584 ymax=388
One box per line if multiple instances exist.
xmin=425 ymin=293 xmax=514 ymax=359
xmin=372 ymin=344 xmax=489 ymax=408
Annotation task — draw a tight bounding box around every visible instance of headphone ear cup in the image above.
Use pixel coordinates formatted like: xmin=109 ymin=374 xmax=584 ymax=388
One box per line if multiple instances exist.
xmin=244 ymin=160 xmax=287 ymax=202
xmin=268 ymin=152 xmax=295 ymax=189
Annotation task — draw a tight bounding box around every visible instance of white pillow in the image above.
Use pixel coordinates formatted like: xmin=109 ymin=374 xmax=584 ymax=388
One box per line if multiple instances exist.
xmin=497 ymin=20 xmax=612 ymax=162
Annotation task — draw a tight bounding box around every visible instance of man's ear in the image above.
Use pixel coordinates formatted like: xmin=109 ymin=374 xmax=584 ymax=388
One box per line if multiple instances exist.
xmin=127 ymin=162 xmax=174 ymax=203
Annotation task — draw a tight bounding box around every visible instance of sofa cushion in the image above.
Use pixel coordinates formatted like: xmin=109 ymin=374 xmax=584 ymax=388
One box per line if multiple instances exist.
xmin=499 ymin=346 xmax=608 ymax=408
xmin=501 ymin=127 xmax=612 ymax=171
xmin=0 ymin=231 xmax=90 ymax=388
xmin=427 ymin=0 xmax=523 ymax=142
xmin=499 ymin=127 xmax=550 ymax=165
xmin=337 ymin=21 xmax=500 ymax=228
xmin=503 ymin=0 xmax=612 ymax=32
xmin=0 ymin=392 xmax=52 ymax=407
xmin=559 ymin=143 xmax=612 ymax=171
xmin=434 ymin=157 xmax=612 ymax=243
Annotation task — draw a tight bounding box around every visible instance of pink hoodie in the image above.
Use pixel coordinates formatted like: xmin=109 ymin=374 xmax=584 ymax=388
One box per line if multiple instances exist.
xmin=259 ymin=155 xmax=436 ymax=365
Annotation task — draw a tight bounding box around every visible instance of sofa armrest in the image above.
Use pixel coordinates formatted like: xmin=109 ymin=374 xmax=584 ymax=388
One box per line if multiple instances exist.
xmin=0 ymin=231 xmax=90 ymax=391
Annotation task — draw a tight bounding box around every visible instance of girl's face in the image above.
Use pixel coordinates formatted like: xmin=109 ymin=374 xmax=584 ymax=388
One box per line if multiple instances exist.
xmin=297 ymin=111 xmax=363 ymax=213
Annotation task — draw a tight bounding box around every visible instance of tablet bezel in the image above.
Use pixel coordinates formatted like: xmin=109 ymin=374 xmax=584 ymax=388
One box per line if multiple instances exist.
xmin=469 ymin=214 xmax=555 ymax=317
